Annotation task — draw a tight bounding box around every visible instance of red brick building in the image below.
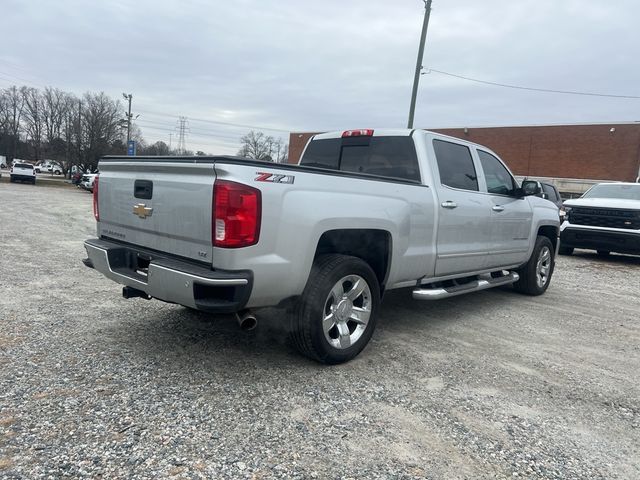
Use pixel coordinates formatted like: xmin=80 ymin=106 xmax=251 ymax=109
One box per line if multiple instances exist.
xmin=289 ymin=123 xmax=640 ymax=187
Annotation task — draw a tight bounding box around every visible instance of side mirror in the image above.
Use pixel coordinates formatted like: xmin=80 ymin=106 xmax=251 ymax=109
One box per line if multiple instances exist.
xmin=521 ymin=180 xmax=541 ymax=196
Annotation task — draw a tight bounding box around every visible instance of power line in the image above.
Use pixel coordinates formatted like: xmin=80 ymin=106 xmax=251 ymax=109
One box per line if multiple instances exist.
xmin=136 ymin=122 xmax=244 ymax=141
xmin=136 ymin=107 xmax=291 ymax=132
xmin=136 ymin=118 xmax=246 ymax=138
xmin=423 ymin=68 xmax=640 ymax=99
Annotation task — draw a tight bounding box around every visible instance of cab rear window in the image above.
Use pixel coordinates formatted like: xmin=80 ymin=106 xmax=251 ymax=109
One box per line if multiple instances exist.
xmin=300 ymin=136 xmax=421 ymax=182
xmin=15 ymin=163 xmax=33 ymax=170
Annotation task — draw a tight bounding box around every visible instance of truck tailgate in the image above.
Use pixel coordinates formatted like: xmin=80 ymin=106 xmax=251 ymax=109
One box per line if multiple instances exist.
xmin=97 ymin=160 xmax=215 ymax=263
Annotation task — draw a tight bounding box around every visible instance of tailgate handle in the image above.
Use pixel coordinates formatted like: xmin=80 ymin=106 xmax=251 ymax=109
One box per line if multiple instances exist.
xmin=134 ymin=180 xmax=153 ymax=199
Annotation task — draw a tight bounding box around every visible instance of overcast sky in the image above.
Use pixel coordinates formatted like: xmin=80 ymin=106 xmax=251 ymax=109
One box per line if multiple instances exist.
xmin=2 ymin=0 xmax=640 ymax=155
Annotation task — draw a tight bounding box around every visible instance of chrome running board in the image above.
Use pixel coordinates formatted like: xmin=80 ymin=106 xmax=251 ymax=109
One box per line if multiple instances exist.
xmin=412 ymin=272 xmax=519 ymax=301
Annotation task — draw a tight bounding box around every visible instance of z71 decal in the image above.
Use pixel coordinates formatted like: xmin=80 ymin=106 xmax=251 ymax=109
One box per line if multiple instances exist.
xmin=255 ymin=172 xmax=295 ymax=184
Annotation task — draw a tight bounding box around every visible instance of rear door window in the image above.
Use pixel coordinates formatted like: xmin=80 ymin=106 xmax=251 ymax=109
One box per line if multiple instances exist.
xmin=301 ymin=136 xmax=421 ymax=182
xmin=432 ymin=139 xmax=478 ymax=191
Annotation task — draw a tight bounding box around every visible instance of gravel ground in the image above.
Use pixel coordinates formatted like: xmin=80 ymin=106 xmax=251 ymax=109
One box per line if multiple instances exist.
xmin=1 ymin=182 xmax=639 ymax=479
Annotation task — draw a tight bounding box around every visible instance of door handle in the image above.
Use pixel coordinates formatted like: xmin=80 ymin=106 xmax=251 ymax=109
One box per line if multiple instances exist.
xmin=441 ymin=201 xmax=457 ymax=209
xmin=492 ymin=205 xmax=505 ymax=212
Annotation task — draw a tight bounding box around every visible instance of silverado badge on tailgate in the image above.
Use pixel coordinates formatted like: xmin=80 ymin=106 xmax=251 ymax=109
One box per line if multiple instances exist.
xmin=133 ymin=203 xmax=153 ymax=219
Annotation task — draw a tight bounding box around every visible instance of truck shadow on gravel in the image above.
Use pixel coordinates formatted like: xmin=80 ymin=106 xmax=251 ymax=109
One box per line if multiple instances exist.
xmin=107 ymin=305 xmax=312 ymax=368
xmin=107 ymin=287 xmax=513 ymax=369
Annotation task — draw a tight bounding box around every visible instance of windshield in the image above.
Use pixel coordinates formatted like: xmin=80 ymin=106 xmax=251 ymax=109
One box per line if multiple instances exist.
xmin=582 ymin=184 xmax=640 ymax=200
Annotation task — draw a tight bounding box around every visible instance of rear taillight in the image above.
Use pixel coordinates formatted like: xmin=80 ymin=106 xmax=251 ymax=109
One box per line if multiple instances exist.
xmin=93 ymin=176 xmax=99 ymax=221
xmin=213 ymin=180 xmax=261 ymax=248
xmin=342 ymin=129 xmax=374 ymax=138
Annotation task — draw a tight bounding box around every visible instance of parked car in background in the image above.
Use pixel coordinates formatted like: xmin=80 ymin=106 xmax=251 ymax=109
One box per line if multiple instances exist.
xmin=71 ymin=170 xmax=84 ymax=185
xmin=80 ymin=173 xmax=97 ymax=192
xmin=35 ymin=161 xmax=63 ymax=175
xmin=560 ymin=182 xmax=640 ymax=256
xmin=539 ymin=182 xmax=566 ymax=223
xmin=10 ymin=163 xmax=36 ymax=184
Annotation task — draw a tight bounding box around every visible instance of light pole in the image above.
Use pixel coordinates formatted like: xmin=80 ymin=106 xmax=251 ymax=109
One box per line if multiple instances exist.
xmin=407 ymin=0 xmax=433 ymax=129
xmin=123 ymin=93 xmax=132 ymax=144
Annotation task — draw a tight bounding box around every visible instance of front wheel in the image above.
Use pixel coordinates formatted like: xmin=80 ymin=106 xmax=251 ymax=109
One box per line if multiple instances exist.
xmin=291 ymin=254 xmax=380 ymax=364
xmin=514 ymin=236 xmax=555 ymax=296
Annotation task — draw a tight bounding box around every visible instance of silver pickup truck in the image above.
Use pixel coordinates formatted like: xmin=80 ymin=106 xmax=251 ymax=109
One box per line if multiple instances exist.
xmin=83 ymin=129 xmax=560 ymax=363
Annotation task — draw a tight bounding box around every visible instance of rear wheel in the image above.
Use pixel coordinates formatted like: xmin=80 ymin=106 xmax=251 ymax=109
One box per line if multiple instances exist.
xmin=291 ymin=254 xmax=380 ymax=364
xmin=514 ymin=236 xmax=555 ymax=296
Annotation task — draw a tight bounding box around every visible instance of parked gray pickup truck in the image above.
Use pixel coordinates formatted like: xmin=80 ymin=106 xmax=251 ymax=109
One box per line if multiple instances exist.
xmin=83 ymin=129 xmax=560 ymax=363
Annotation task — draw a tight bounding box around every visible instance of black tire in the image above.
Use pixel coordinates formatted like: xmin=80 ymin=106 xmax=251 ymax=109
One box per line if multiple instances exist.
xmin=514 ymin=236 xmax=555 ymax=296
xmin=291 ymin=254 xmax=380 ymax=364
xmin=558 ymin=245 xmax=573 ymax=256
xmin=597 ymin=250 xmax=610 ymax=257
xmin=9 ymin=176 xmax=14 ymax=183
xmin=31 ymin=178 xmax=36 ymax=185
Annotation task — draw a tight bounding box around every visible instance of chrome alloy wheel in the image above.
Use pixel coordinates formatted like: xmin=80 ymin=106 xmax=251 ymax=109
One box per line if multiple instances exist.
xmin=322 ymin=275 xmax=372 ymax=349
xmin=536 ymin=246 xmax=552 ymax=288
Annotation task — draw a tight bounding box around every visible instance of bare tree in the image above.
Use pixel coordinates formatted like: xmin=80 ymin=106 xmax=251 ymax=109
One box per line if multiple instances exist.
xmin=238 ymin=131 xmax=287 ymax=162
xmin=82 ymin=92 xmax=123 ymax=169
xmin=1 ymin=86 xmax=26 ymax=160
xmin=0 ymin=90 xmax=8 ymax=133
xmin=22 ymin=87 xmax=46 ymax=161
xmin=41 ymin=87 xmax=70 ymax=152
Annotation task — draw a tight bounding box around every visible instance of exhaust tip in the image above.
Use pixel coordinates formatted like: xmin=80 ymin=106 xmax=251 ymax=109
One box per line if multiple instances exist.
xmin=236 ymin=310 xmax=258 ymax=331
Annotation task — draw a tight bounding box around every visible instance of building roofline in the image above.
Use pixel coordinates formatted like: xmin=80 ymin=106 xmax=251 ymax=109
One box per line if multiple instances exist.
xmin=425 ymin=121 xmax=640 ymax=130
xmin=290 ymin=120 xmax=640 ymax=136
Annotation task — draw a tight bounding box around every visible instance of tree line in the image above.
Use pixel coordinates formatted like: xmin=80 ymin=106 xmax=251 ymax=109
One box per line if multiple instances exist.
xmin=0 ymin=84 xmax=288 ymax=176
xmin=0 ymin=85 xmax=130 ymax=175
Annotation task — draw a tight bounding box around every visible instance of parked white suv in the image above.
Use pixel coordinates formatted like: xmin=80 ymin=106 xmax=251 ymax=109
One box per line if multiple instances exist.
xmin=80 ymin=173 xmax=98 ymax=192
xmin=10 ymin=163 xmax=36 ymax=184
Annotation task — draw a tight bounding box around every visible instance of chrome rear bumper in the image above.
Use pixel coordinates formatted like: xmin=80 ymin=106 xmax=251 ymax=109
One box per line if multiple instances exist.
xmin=84 ymin=238 xmax=252 ymax=313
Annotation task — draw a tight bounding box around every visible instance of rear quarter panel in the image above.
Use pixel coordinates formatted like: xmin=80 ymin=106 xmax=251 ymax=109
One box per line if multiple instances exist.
xmin=212 ymin=162 xmax=437 ymax=308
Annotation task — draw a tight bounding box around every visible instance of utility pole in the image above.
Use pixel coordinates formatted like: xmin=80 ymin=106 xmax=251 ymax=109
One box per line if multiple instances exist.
xmin=168 ymin=133 xmax=173 ymax=151
xmin=65 ymin=113 xmax=71 ymax=177
xmin=77 ymin=99 xmax=82 ymax=167
xmin=123 ymin=93 xmax=133 ymax=144
xmin=407 ymin=0 xmax=433 ymax=129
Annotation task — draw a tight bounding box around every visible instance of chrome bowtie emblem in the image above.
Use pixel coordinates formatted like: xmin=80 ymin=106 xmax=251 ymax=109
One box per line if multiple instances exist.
xmin=133 ymin=203 xmax=153 ymax=219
